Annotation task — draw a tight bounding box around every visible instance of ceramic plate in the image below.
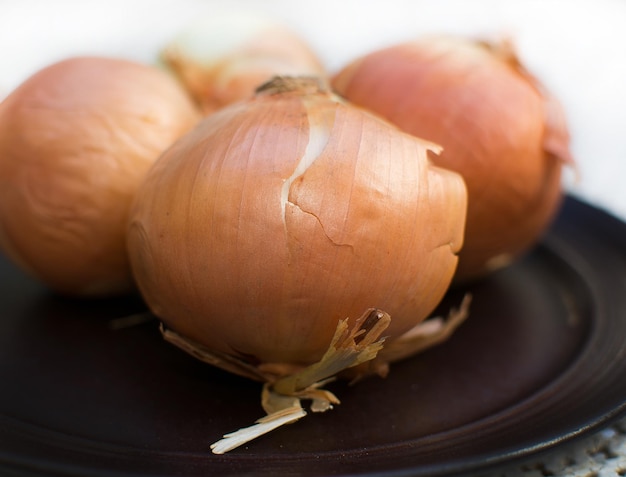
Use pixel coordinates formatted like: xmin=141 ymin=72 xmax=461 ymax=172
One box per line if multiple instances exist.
xmin=1 ymin=196 xmax=626 ymax=476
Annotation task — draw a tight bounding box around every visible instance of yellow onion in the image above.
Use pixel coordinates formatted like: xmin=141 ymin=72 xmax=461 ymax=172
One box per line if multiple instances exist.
xmin=161 ymin=12 xmax=326 ymax=114
xmin=0 ymin=56 xmax=201 ymax=296
xmin=332 ymin=36 xmax=574 ymax=282
xmin=127 ymin=76 xmax=467 ymax=367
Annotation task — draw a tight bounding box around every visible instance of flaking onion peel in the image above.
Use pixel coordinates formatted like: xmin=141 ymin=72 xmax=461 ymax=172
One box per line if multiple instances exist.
xmin=127 ymin=76 xmax=471 ymax=451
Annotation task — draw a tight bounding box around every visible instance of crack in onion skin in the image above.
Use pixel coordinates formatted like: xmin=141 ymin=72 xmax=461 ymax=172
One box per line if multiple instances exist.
xmin=332 ymin=36 xmax=574 ymax=282
xmin=0 ymin=57 xmax=201 ymax=296
xmin=127 ymin=76 xmax=467 ymax=366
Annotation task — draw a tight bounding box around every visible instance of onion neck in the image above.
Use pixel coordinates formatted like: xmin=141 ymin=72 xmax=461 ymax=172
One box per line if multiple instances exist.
xmin=255 ymin=75 xmax=330 ymax=96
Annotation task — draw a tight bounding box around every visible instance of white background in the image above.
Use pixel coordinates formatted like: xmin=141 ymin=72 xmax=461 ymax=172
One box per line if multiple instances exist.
xmin=1 ymin=0 xmax=625 ymax=219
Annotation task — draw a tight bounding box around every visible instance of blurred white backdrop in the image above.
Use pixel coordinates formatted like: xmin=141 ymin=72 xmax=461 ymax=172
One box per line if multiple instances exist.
xmin=1 ymin=0 xmax=625 ymax=218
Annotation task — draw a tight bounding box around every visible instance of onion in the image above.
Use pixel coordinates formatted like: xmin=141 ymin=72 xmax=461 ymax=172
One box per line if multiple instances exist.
xmin=127 ymin=76 xmax=467 ymax=367
xmin=160 ymin=12 xmax=326 ymax=114
xmin=0 ymin=56 xmax=201 ymax=296
xmin=332 ymin=36 xmax=574 ymax=281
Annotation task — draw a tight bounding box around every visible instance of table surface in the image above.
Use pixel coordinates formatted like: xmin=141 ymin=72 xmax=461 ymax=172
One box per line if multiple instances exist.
xmin=1 ymin=1 xmax=625 ymax=475
xmin=483 ymin=417 xmax=626 ymax=477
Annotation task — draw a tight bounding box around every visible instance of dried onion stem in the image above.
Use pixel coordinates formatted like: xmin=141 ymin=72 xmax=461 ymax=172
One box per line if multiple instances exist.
xmin=161 ymin=297 xmax=471 ymax=453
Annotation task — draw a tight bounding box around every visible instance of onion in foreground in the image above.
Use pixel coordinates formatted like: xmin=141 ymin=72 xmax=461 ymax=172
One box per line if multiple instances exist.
xmin=332 ymin=36 xmax=574 ymax=282
xmin=128 ymin=76 xmax=467 ymax=367
xmin=0 ymin=57 xmax=201 ymax=296
xmin=127 ymin=76 xmax=469 ymax=451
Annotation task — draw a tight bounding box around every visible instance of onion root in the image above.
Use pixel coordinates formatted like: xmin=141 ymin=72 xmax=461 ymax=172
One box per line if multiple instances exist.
xmin=160 ymin=297 xmax=471 ymax=454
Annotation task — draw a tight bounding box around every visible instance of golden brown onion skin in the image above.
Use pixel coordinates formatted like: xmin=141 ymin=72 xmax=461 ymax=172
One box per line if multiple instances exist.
xmin=128 ymin=78 xmax=467 ymax=366
xmin=0 ymin=57 xmax=201 ymax=296
xmin=332 ymin=37 xmax=573 ymax=282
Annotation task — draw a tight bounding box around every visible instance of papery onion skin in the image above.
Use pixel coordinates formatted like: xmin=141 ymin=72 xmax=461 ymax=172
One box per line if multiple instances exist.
xmin=0 ymin=57 xmax=201 ymax=296
xmin=127 ymin=77 xmax=467 ymax=366
xmin=332 ymin=36 xmax=574 ymax=282
xmin=161 ymin=13 xmax=326 ymax=114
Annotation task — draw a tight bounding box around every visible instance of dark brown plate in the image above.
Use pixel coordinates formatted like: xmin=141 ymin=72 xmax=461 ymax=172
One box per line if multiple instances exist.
xmin=1 ymin=195 xmax=626 ymax=477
